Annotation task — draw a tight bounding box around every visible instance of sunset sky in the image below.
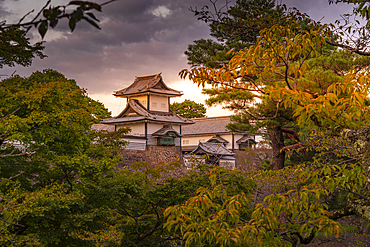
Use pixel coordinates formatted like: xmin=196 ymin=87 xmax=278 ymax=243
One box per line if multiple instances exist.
xmin=0 ymin=0 xmax=354 ymax=116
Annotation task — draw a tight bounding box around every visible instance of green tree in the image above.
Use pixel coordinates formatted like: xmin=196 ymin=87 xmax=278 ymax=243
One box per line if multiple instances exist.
xmin=185 ymin=0 xmax=318 ymax=170
xmin=0 ymin=69 xmax=128 ymax=245
xmin=168 ymin=1 xmax=370 ymax=245
xmin=183 ymin=0 xmax=370 ymax=170
xmin=62 ymin=162 xmax=254 ymax=247
xmin=170 ymin=99 xmax=207 ymax=118
xmin=185 ymin=0 xmax=289 ymax=69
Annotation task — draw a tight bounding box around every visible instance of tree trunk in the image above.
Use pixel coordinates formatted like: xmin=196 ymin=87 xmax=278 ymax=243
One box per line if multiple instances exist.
xmin=268 ymin=126 xmax=285 ymax=170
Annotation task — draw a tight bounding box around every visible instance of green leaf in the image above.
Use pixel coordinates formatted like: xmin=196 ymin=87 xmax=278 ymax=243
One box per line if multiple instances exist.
xmin=86 ymin=12 xmax=99 ymax=21
xmin=38 ymin=20 xmax=48 ymax=39
xmin=69 ymin=18 xmax=76 ymax=32
xmin=82 ymin=16 xmax=100 ymax=30
xmin=3 ymin=210 xmax=12 ymax=223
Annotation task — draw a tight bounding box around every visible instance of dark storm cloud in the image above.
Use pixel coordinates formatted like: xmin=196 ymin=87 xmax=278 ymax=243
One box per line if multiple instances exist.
xmin=2 ymin=0 xmax=214 ymax=94
xmin=0 ymin=0 xmax=18 ymax=19
xmin=1 ymin=0 xmax=356 ymax=111
xmin=280 ymin=0 xmax=355 ymax=24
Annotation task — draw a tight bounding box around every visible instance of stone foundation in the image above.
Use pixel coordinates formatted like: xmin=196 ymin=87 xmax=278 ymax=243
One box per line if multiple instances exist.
xmin=119 ymin=145 xmax=183 ymax=167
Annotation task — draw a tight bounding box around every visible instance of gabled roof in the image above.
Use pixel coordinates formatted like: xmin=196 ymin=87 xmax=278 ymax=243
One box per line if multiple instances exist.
xmin=152 ymin=125 xmax=182 ymax=137
xmin=113 ymin=73 xmax=182 ymax=97
xmin=236 ymin=134 xmax=256 ymax=144
xmin=207 ymin=134 xmax=229 ymax=144
xmin=182 ymin=116 xmax=232 ymax=136
xmin=101 ymin=98 xmax=193 ymax=125
xmin=191 ymin=142 xmax=235 ymax=156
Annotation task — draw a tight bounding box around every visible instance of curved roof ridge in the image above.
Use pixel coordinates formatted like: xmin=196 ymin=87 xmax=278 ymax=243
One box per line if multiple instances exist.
xmin=113 ymin=73 xmax=182 ymax=97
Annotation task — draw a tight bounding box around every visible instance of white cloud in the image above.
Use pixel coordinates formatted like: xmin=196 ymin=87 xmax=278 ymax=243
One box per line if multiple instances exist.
xmin=150 ymin=5 xmax=170 ymax=18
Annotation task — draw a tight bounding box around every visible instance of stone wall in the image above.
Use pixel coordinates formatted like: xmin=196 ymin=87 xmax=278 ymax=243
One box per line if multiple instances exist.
xmin=118 ymin=145 xmax=183 ymax=168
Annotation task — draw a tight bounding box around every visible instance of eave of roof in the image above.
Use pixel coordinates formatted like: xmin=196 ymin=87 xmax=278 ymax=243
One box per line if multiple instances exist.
xmin=191 ymin=142 xmax=235 ymax=156
xmin=236 ymin=134 xmax=256 ymax=144
xmin=152 ymin=125 xmax=182 ymax=137
xmin=113 ymin=73 xmax=182 ymax=97
xmin=207 ymin=134 xmax=229 ymax=144
xmin=101 ymin=98 xmax=194 ymax=125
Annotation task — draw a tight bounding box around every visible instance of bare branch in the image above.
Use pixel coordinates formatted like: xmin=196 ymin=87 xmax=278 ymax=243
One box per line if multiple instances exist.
xmin=0 ymin=107 xmax=20 ymax=121
xmin=0 ymin=171 xmax=24 ymax=182
xmin=326 ymin=39 xmax=370 ymax=56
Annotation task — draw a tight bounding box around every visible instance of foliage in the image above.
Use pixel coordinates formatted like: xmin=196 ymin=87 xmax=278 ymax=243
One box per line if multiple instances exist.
xmin=70 ymin=163 xmax=255 ymax=246
xmin=1 ymin=1 xmax=116 ymax=39
xmin=185 ymin=0 xmax=290 ymax=69
xmin=0 ymin=70 xmax=127 ymax=245
xmin=326 ymin=0 xmax=370 ymax=55
xmin=165 ymin=165 xmax=343 ymax=247
xmin=184 ymin=0 xmax=323 ymax=170
xmin=0 ymin=1 xmax=120 ymax=245
xmin=0 ymin=1 xmax=116 ymax=71
xmin=182 ymin=8 xmax=370 ymax=169
xmin=0 ymin=27 xmax=46 ymax=68
xmin=170 ymin=99 xmax=206 ymax=118
xmin=173 ymin=1 xmax=370 ymax=245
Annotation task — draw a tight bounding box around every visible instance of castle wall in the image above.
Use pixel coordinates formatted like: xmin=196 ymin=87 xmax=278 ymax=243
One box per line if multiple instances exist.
xmin=118 ymin=145 xmax=183 ymax=168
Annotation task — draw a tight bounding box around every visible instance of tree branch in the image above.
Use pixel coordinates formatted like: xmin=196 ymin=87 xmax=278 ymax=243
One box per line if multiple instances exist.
xmin=0 ymin=107 xmax=20 ymax=120
xmin=326 ymin=39 xmax=370 ymax=56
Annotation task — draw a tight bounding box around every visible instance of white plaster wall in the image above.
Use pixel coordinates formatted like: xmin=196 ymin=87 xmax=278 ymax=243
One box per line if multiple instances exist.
xmin=172 ymin=125 xmax=180 ymax=132
xmin=150 ymin=95 xmax=169 ymax=112
xmin=147 ymin=123 xmax=163 ymax=134
xmin=182 ymin=135 xmax=213 ymax=146
xmin=220 ymin=134 xmax=233 ymax=150
xmin=118 ymin=123 xmax=145 ymax=136
xmin=255 ymin=135 xmax=264 ymax=142
xmin=182 ymin=134 xmax=261 ymax=150
xmin=232 ymin=134 xmax=245 ymax=150
xmin=131 ymin=95 xmax=148 ymax=109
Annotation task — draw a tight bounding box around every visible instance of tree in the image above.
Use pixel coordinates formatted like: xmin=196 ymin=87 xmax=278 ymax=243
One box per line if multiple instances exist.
xmin=168 ymin=1 xmax=370 ymax=245
xmin=170 ymin=99 xmax=207 ymax=118
xmin=0 ymin=69 xmax=128 ymax=245
xmin=183 ymin=0 xmax=319 ymax=170
xmin=183 ymin=0 xmax=370 ymax=170
xmin=326 ymin=0 xmax=370 ymax=55
xmin=0 ymin=2 xmax=119 ymax=244
xmin=185 ymin=0 xmax=289 ymax=69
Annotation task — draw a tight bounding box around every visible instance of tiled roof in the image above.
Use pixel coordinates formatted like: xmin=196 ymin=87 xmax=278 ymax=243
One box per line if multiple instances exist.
xmin=191 ymin=142 xmax=235 ymax=156
xmin=113 ymin=74 xmax=182 ymax=97
xmin=236 ymin=134 xmax=256 ymax=144
xmin=207 ymin=134 xmax=229 ymax=144
xmin=101 ymin=98 xmax=193 ymax=125
xmin=182 ymin=116 xmax=232 ymax=135
xmin=152 ymin=125 xmax=182 ymax=137
xmin=91 ymin=124 xmax=115 ymax=132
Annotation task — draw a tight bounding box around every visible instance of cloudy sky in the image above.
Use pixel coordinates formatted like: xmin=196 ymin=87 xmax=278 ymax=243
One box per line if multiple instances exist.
xmin=1 ymin=0 xmax=354 ymax=116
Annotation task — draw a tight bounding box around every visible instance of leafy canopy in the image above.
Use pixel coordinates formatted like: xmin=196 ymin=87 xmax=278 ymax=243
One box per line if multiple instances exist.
xmin=171 ymin=99 xmax=207 ymax=118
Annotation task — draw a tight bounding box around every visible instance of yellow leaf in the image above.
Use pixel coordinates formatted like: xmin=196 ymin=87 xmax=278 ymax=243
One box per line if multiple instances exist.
xmin=334 ymin=226 xmax=339 ymax=238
